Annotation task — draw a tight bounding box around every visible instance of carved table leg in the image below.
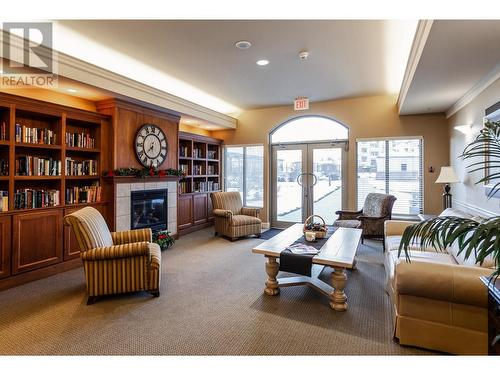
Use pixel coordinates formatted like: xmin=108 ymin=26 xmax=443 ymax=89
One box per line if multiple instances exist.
xmin=264 ymin=256 xmax=280 ymax=296
xmin=330 ymin=267 xmax=348 ymax=311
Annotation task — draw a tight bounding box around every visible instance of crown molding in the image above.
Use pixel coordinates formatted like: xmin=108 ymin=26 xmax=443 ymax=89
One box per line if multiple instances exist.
xmin=446 ymin=62 xmax=500 ymax=119
xmin=397 ymin=20 xmax=434 ymax=114
xmin=1 ymin=30 xmax=237 ymax=129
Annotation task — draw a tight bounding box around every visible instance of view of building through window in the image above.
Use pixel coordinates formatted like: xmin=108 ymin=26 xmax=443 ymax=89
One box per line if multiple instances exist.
xmin=225 ymin=145 xmax=264 ymax=207
xmin=357 ymin=138 xmax=423 ymax=215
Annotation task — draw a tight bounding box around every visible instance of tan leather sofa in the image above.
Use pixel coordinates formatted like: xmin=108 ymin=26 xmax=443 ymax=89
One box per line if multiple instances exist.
xmin=384 ymin=208 xmax=494 ymax=355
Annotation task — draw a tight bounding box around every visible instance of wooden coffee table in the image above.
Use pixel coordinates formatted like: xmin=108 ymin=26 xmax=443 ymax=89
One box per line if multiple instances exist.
xmin=252 ymin=224 xmax=362 ymax=311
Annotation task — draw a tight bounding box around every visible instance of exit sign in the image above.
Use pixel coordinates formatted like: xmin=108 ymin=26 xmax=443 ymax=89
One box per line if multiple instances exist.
xmin=294 ymin=97 xmax=309 ymax=111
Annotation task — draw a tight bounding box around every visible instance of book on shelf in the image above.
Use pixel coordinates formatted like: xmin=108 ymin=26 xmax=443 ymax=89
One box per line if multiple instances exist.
xmin=179 ymin=146 xmax=189 ymax=157
xmin=65 ymin=157 xmax=98 ymax=176
xmin=65 ymin=183 xmax=102 ymax=204
xmin=0 ymin=159 xmax=8 ymax=176
xmin=65 ymin=132 xmax=96 ymax=148
xmin=15 ymin=156 xmax=61 ymax=176
xmin=0 ymin=190 xmax=8 ymax=212
xmin=207 ymin=165 xmax=216 ymax=175
xmin=14 ymin=188 xmax=60 ymax=209
xmin=15 ymin=124 xmax=57 ymax=145
xmin=193 ymin=164 xmax=203 ymax=175
xmin=207 ymin=150 xmax=217 ymax=159
xmin=1 ymin=121 xmax=6 ymax=141
xmin=192 ymin=148 xmax=203 ymax=158
xmin=179 ymin=180 xmax=189 ymax=194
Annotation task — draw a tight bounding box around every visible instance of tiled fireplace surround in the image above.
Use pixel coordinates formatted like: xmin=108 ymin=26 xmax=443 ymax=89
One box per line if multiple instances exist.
xmin=115 ymin=181 xmax=178 ymax=234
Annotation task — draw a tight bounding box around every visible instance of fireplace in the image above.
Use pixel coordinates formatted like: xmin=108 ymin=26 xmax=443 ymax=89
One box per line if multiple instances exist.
xmin=130 ymin=189 xmax=168 ymax=232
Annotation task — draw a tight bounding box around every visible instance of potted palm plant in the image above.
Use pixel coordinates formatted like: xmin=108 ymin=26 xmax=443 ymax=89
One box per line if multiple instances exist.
xmin=399 ymin=120 xmax=500 ymax=279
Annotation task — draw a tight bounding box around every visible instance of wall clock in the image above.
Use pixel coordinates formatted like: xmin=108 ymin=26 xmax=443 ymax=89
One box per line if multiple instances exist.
xmin=134 ymin=124 xmax=168 ymax=167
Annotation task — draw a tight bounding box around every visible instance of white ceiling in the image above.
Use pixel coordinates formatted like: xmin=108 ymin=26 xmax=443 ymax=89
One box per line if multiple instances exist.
xmin=399 ymin=20 xmax=500 ymax=115
xmin=56 ymin=20 xmax=417 ymax=113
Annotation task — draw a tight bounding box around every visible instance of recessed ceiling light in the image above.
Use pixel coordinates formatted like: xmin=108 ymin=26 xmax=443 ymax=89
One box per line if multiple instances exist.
xmin=66 ymin=88 xmax=77 ymax=93
xmin=256 ymin=59 xmax=269 ymax=66
xmin=185 ymin=120 xmax=193 ymax=124
xmin=235 ymin=40 xmax=252 ymax=49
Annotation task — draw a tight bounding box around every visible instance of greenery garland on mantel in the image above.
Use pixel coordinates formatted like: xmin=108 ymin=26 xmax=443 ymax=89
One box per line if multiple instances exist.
xmin=103 ymin=167 xmax=185 ymax=179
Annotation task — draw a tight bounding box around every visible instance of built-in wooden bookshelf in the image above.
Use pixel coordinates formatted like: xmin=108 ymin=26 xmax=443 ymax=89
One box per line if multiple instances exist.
xmin=177 ymin=132 xmax=222 ymax=236
xmin=0 ymin=92 xmax=112 ymax=290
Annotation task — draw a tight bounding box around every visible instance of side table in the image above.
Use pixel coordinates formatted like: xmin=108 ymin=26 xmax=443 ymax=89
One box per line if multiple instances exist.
xmin=480 ymin=276 xmax=500 ymax=355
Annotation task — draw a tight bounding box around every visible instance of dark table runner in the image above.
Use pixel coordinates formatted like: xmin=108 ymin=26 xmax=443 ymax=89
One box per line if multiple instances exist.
xmin=279 ymin=226 xmax=337 ymax=277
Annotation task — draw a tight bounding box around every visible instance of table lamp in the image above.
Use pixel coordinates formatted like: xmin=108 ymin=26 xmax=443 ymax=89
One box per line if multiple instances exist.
xmin=435 ymin=166 xmax=459 ymax=209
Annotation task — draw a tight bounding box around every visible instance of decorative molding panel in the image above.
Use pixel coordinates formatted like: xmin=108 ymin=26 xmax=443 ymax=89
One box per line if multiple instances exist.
xmin=454 ymin=200 xmax=497 ymax=218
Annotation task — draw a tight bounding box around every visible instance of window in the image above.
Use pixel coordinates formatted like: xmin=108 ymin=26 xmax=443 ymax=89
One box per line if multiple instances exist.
xmin=356 ymin=138 xmax=423 ymax=216
xmin=224 ymin=145 xmax=264 ymax=207
xmin=271 ymin=116 xmax=348 ymax=143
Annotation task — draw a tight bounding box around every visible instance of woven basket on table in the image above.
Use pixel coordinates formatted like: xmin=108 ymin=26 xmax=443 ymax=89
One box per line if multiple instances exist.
xmin=303 ymin=215 xmax=327 ymax=239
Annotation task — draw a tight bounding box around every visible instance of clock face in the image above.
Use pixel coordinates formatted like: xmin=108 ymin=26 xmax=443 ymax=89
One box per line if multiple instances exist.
xmin=135 ymin=124 xmax=168 ymax=167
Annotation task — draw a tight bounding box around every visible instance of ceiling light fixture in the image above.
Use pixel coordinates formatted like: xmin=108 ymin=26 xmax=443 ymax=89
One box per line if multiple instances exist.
xmin=256 ymin=59 xmax=269 ymax=66
xmin=185 ymin=120 xmax=193 ymax=124
xmin=235 ymin=40 xmax=252 ymax=49
xmin=66 ymin=88 xmax=78 ymax=93
xmin=298 ymin=51 xmax=309 ymax=61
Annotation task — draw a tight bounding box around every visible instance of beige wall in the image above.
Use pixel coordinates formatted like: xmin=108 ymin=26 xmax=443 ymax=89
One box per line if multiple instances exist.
xmin=448 ymin=78 xmax=500 ymax=216
xmin=213 ymin=94 xmax=450 ymax=223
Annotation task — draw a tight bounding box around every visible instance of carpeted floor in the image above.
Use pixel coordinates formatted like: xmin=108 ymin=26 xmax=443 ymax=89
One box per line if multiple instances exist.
xmin=0 ymin=228 xmax=431 ymax=355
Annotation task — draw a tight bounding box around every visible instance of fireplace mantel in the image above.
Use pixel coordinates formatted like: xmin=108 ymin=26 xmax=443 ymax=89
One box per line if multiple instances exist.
xmin=105 ymin=175 xmax=183 ymax=184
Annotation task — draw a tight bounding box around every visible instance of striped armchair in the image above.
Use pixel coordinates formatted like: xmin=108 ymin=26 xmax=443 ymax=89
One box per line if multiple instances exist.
xmin=210 ymin=191 xmax=262 ymax=241
xmin=64 ymin=206 xmax=161 ymax=305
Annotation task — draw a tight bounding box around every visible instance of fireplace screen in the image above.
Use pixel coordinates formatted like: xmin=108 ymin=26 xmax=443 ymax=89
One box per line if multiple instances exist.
xmin=130 ymin=189 xmax=167 ymax=232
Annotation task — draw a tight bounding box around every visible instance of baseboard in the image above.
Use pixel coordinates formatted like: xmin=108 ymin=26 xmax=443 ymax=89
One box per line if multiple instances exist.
xmin=261 ymin=222 xmax=270 ymax=229
xmin=454 ymin=200 xmax=498 ymax=218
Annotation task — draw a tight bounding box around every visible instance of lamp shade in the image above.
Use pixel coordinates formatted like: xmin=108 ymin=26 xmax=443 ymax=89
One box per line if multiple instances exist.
xmin=435 ymin=166 xmax=459 ymax=184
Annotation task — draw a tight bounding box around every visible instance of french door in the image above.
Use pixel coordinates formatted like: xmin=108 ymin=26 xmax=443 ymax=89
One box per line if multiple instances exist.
xmin=271 ymin=142 xmax=346 ymax=228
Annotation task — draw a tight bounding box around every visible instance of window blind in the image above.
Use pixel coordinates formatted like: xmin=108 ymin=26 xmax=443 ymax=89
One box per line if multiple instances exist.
xmin=356 ymin=138 xmax=423 ymax=216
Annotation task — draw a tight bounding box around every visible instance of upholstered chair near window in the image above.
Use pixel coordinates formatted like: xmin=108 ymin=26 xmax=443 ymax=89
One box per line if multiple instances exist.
xmin=64 ymin=206 xmax=162 ymax=305
xmin=334 ymin=193 xmax=396 ymax=250
xmin=210 ymin=191 xmax=262 ymax=241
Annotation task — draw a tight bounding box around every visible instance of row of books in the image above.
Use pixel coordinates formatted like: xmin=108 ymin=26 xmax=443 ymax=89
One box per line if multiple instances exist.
xmin=179 ymin=180 xmax=191 ymax=194
xmin=192 ymin=164 xmax=204 ymax=175
xmin=14 ymin=189 xmax=60 ymax=209
xmin=0 ymin=191 xmax=7 ymax=212
xmin=15 ymin=124 xmax=57 ymax=145
xmin=179 ymin=146 xmax=190 ymax=157
xmin=1 ymin=122 xmax=6 ymax=141
xmin=179 ymin=164 xmax=189 ymax=174
xmin=207 ymin=165 xmax=217 ymax=175
xmin=192 ymin=148 xmax=204 ymax=158
xmin=65 ymin=132 xmax=96 ymax=149
xmin=193 ymin=181 xmax=219 ymax=192
xmin=65 ymin=157 xmax=98 ymax=176
xmin=15 ymin=156 xmax=61 ymax=176
xmin=65 ymin=184 xmax=102 ymax=204
xmin=0 ymin=159 xmax=8 ymax=176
